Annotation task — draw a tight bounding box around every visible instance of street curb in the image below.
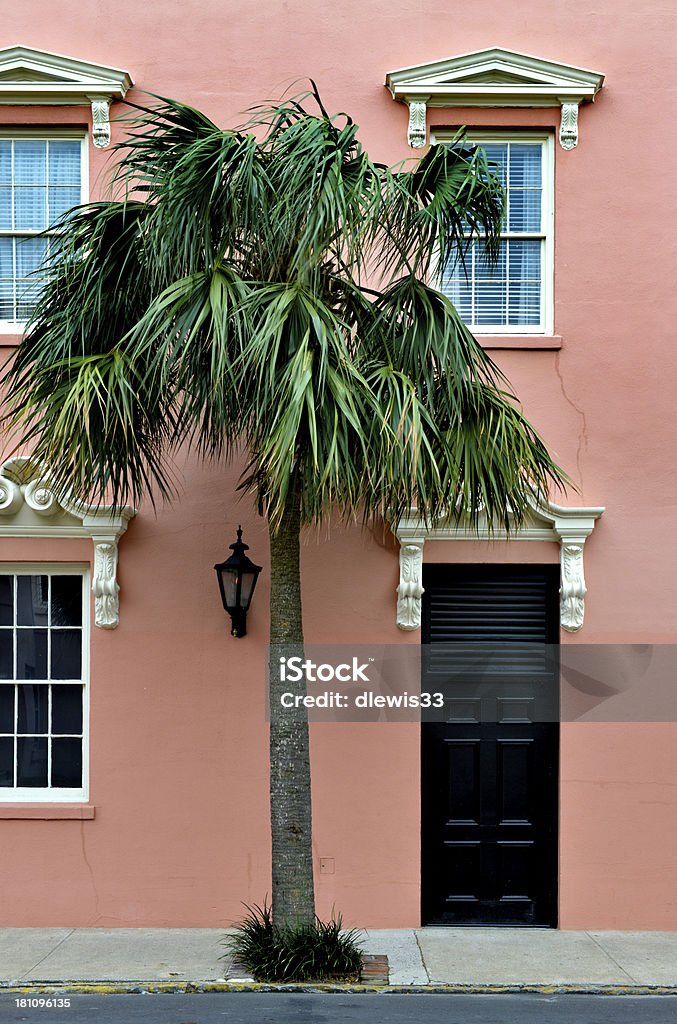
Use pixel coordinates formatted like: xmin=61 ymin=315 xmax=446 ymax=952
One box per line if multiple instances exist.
xmin=2 ymin=981 xmax=677 ymax=996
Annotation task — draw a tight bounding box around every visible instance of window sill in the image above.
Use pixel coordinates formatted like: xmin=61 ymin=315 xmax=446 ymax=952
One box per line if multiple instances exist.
xmin=0 ymin=804 xmax=95 ymax=819
xmin=475 ymin=335 xmax=562 ymax=350
xmin=0 ymin=333 xmax=24 ymax=346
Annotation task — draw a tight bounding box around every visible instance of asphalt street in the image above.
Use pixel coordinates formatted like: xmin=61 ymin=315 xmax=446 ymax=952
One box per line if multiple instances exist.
xmin=2 ymin=994 xmax=677 ymax=1024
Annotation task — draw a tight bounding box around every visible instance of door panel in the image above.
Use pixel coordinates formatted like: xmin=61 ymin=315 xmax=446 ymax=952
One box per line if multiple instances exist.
xmin=421 ymin=565 xmax=559 ymax=926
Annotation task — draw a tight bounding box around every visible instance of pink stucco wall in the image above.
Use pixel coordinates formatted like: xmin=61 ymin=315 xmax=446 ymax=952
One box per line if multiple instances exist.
xmin=0 ymin=0 xmax=676 ymax=928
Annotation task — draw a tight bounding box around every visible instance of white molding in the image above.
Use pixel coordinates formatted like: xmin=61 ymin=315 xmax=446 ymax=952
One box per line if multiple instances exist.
xmin=393 ymin=497 xmax=604 ymax=633
xmin=396 ymin=540 xmax=426 ymax=630
xmin=0 ymin=45 xmax=133 ymax=148
xmin=559 ymin=101 xmax=579 ymax=150
xmin=0 ymin=132 xmax=88 ymax=333
xmin=0 ymin=562 xmax=90 ymax=803
xmin=407 ymin=100 xmax=428 ymax=148
xmin=431 ymin=131 xmax=555 ymax=336
xmin=385 ymin=48 xmax=604 ymax=150
xmin=0 ymin=457 xmax=135 ymax=628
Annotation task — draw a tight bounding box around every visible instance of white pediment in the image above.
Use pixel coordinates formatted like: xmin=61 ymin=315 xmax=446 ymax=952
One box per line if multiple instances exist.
xmin=385 ymin=48 xmax=604 ymax=150
xmin=0 ymin=456 xmax=136 ymax=629
xmin=0 ymin=45 xmax=134 ymax=147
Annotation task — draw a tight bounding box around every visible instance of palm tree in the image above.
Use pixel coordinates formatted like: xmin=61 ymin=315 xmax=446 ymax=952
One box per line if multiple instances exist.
xmin=1 ymin=86 xmax=567 ymax=928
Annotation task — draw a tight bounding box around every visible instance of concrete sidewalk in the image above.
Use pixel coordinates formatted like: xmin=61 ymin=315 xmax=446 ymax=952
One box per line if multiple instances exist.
xmin=0 ymin=927 xmax=676 ymax=989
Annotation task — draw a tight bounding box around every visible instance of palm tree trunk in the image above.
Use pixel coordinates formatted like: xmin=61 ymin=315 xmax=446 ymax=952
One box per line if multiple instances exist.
xmin=268 ymin=485 xmax=316 ymax=927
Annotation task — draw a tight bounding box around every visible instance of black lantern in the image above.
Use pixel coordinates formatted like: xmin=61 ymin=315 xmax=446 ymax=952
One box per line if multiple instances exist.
xmin=214 ymin=526 xmax=263 ymax=637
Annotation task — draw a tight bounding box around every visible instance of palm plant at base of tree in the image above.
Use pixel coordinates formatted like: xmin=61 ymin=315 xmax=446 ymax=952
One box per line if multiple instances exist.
xmin=225 ymin=902 xmax=363 ymax=983
xmin=1 ymin=84 xmax=568 ymax=932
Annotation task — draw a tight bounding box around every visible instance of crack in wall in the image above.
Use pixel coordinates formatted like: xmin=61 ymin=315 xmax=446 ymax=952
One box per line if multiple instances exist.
xmin=80 ymin=818 xmax=101 ymax=925
xmin=554 ymin=350 xmax=588 ymax=489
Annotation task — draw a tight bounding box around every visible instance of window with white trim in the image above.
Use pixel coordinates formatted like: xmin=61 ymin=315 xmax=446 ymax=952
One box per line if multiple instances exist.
xmin=0 ymin=134 xmax=86 ymax=327
xmin=0 ymin=568 xmax=88 ymax=801
xmin=437 ymin=134 xmax=554 ymax=334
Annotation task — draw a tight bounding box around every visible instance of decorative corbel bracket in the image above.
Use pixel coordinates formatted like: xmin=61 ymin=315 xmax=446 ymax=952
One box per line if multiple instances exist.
xmin=559 ymin=102 xmax=579 ymax=150
xmin=89 ymin=96 xmax=112 ymax=149
xmin=396 ymin=539 xmax=426 ymax=629
xmin=407 ymin=100 xmax=428 ymax=148
xmin=0 ymin=457 xmax=135 ymax=629
xmin=90 ymin=536 xmax=121 ymax=629
xmin=394 ymin=499 xmax=604 ymax=634
xmin=549 ymin=508 xmax=603 ymax=631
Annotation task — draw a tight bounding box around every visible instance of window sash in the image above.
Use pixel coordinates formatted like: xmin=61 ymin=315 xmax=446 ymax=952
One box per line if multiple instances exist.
xmin=432 ymin=133 xmax=554 ymax=335
xmin=0 ymin=566 xmax=89 ymax=802
xmin=0 ymin=134 xmax=86 ymax=329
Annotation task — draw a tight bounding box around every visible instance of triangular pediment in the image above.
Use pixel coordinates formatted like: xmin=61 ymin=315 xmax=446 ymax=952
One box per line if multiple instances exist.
xmin=0 ymin=45 xmax=132 ymax=102
xmin=386 ymin=47 xmax=604 ymax=107
xmin=0 ymin=67 xmax=76 ymax=84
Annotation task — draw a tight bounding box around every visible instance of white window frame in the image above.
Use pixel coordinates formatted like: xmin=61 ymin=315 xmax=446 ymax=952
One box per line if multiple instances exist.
xmin=431 ymin=130 xmax=554 ymax=335
xmin=0 ymin=130 xmax=88 ymax=334
xmin=0 ymin=564 xmax=89 ymax=803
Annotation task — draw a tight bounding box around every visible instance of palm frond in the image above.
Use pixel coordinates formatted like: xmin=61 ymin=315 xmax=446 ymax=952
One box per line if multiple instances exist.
xmin=1 ymin=86 xmax=568 ymax=529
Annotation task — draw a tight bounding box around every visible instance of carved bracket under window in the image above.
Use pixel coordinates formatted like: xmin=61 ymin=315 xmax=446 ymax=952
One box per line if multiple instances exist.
xmin=0 ymin=457 xmax=135 ymax=629
xmin=394 ymin=499 xmax=604 ymax=633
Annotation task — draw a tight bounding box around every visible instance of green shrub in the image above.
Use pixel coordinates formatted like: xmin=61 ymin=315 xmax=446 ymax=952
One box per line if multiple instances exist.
xmin=225 ymin=902 xmax=364 ymax=982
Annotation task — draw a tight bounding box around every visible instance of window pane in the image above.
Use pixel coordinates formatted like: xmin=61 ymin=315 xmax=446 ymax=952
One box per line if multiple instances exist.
xmin=475 ymin=281 xmax=507 ymax=325
xmin=51 ymin=685 xmax=83 ymax=734
xmin=481 ymin=143 xmax=507 ymax=184
xmin=16 ymin=276 xmax=44 ymax=320
xmin=0 ymin=238 xmax=12 ymax=279
xmin=0 ymin=736 xmax=13 ymax=786
xmin=51 ymin=576 xmax=82 ymax=627
xmin=0 ymin=685 xmax=14 ymax=732
xmin=47 ymin=186 xmax=80 ymax=225
xmin=15 ymin=236 xmax=47 ymax=277
xmin=17 ymin=736 xmax=47 ymax=786
xmin=16 ymin=630 xmax=48 ymax=680
xmin=13 ymin=140 xmax=46 ymax=185
xmin=508 ymin=239 xmax=541 ymax=280
xmin=508 ymin=189 xmax=541 ymax=232
xmin=0 ymin=575 xmax=12 ymax=626
xmin=0 ymin=186 xmax=11 ymax=229
xmin=18 ymin=683 xmax=48 ymax=732
xmin=509 ymin=144 xmax=542 ymax=188
xmin=51 ymin=630 xmax=81 ymax=680
xmin=0 ymin=630 xmax=11 ymax=679
xmin=14 ymin=187 xmax=46 ymax=230
xmin=441 ymin=265 xmax=472 ymax=321
xmin=0 ymin=141 xmax=10 ymax=184
xmin=509 ymin=282 xmax=541 ymax=325
xmin=0 ymin=279 xmax=14 ymax=320
xmin=475 ymin=240 xmax=506 ymax=280
xmin=48 ymin=141 xmax=81 ymax=185
xmin=17 ymin=575 xmax=48 ymax=625
xmin=0 ymin=631 xmax=12 ymax=679
xmin=51 ymin=737 xmax=82 ymax=788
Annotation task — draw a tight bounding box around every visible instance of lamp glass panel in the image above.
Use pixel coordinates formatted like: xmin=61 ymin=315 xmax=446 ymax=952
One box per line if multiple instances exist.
xmin=220 ymin=570 xmax=239 ymax=610
xmin=239 ymin=571 xmax=258 ymax=610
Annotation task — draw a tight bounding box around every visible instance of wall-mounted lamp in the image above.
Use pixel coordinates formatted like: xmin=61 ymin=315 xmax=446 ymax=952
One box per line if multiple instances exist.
xmin=214 ymin=525 xmax=262 ymax=637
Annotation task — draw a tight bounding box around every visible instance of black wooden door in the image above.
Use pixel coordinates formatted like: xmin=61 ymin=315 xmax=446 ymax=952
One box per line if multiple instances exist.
xmin=421 ymin=565 xmax=559 ymax=926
